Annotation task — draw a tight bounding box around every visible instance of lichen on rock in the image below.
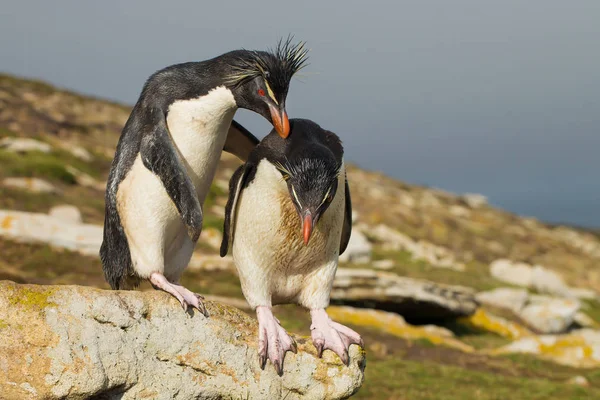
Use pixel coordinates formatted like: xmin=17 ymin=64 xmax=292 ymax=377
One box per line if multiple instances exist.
xmin=0 ymin=281 xmax=365 ymax=399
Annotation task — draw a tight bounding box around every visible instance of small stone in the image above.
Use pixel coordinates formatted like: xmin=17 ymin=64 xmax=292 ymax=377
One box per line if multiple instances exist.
xmin=69 ymin=146 xmax=93 ymax=162
xmin=0 ymin=137 xmax=52 ymax=153
xmin=567 ymin=376 xmax=589 ymax=387
xmin=489 ymin=259 xmax=534 ymax=287
xmin=461 ymin=193 xmax=487 ymax=208
xmin=476 ymin=288 xmax=529 ymax=314
xmin=3 ymin=177 xmax=59 ymax=194
xmin=573 ymin=312 xmax=598 ymax=328
xmin=519 ymin=296 xmax=580 ymax=334
xmin=49 ymin=205 xmax=83 ymax=224
xmin=339 ymin=230 xmax=372 ymax=264
xmin=372 ymin=259 xmax=395 ymax=270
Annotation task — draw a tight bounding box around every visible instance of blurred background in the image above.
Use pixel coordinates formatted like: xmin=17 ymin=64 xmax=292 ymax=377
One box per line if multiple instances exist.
xmin=1 ymin=1 xmax=600 ymax=399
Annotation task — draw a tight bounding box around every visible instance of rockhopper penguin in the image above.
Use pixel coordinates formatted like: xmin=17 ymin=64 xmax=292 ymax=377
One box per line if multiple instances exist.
xmin=220 ymin=119 xmax=363 ymax=374
xmin=100 ymin=39 xmax=309 ymax=315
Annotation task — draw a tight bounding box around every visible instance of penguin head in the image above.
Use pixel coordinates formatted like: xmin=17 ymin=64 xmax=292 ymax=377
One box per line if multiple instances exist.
xmin=225 ymin=38 xmax=308 ymax=139
xmin=278 ymin=145 xmax=340 ymax=245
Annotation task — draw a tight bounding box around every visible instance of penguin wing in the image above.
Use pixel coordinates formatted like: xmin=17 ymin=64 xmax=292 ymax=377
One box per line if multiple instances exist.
xmin=223 ymin=120 xmax=260 ymax=161
xmin=140 ymin=117 xmax=203 ymax=242
xmin=220 ymin=162 xmax=254 ymax=256
xmin=339 ymin=176 xmax=353 ymax=255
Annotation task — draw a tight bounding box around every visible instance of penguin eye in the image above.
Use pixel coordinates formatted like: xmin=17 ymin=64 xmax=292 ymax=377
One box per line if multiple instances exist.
xmin=257 ymin=89 xmax=265 ymax=97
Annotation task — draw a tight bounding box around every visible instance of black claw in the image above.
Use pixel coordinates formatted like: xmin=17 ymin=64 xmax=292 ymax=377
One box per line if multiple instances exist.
xmin=290 ymin=341 xmax=298 ymax=354
xmin=259 ymin=354 xmax=267 ymax=370
xmin=275 ymin=360 xmax=283 ymax=376
xmin=198 ymin=303 xmax=209 ymax=318
xmin=181 ymin=300 xmax=188 ymax=311
xmin=315 ymin=342 xmax=324 ymax=358
xmin=340 ymin=350 xmax=349 ymax=366
xmin=195 ymin=293 xmax=205 ymax=301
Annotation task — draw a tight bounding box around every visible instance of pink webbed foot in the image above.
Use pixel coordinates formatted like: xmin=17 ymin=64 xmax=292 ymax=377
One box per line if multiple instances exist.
xmin=310 ymin=308 xmax=363 ymax=365
xmin=256 ymin=306 xmax=297 ymax=376
xmin=149 ymin=272 xmax=208 ymax=317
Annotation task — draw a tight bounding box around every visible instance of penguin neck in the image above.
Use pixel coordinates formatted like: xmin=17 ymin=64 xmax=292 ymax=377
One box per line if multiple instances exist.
xmin=166 ymin=86 xmax=238 ymax=202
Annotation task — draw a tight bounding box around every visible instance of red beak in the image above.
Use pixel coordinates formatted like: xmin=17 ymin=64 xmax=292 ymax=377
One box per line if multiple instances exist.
xmin=269 ymin=104 xmax=290 ymax=138
xmin=302 ymin=214 xmax=313 ymax=245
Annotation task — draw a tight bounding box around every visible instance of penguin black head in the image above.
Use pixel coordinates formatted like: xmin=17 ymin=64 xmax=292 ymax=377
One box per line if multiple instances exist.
xmin=277 ymin=143 xmax=341 ymax=245
xmin=224 ymin=37 xmax=309 ymax=139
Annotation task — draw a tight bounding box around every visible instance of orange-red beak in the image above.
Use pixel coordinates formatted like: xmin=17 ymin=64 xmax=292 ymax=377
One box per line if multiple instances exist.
xmin=269 ymin=104 xmax=290 ymax=138
xmin=302 ymin=214 xmax=313 ymax=245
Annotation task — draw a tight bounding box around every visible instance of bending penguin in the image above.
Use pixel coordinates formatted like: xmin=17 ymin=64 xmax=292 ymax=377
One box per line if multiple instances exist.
xmin=100 ymin=39 xmax=309 ymax=316
xmin=220 ymin=118 xmax=363 ymax=375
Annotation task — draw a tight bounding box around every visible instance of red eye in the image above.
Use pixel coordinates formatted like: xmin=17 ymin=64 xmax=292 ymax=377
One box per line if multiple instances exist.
xmin=258 ymin=89 xmax=265 ymax=97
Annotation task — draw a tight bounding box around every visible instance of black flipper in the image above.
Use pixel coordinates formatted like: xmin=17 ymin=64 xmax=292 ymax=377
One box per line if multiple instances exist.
xmin=339 ymin=175 xmax=352 ymax=255
xmin=223 ymin=120 xmax=260 ymax=161
xmin=220 ymin=163 xmax=255 ymax=256
xmin=140 ymin=117 xmax=203 ymax=242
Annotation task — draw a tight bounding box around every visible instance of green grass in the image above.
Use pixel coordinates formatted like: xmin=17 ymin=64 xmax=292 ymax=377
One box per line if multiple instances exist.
xmin=356 ymin=358 xmax=599 ymax=400
xmin=0 ymin=150 xmax=77 ymax=184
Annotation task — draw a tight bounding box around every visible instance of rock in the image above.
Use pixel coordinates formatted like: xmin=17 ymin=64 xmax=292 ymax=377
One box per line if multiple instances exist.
xmin=372 ymin=259 xmax=395 ymax=270
xmin=461 ymin=193 xmax=487 ymax=208
xmin=0 ymin=210 xmax=102 ymax=256
xmin=0 ymin=137 xmax=52 ymax=153
xmin=475 ymin=288 xmax=529 ymax=314
xmin=531 ymin=265 xmax=571 ymax=297
xmin=68 ymin=145 xmax=93 ymax=161
xmin=64 ymin=165 xmax=106 ymax=191
xmin=368 ymin=225 xmax=465 ymax=271
xmin=339 ymin=230 xmax=372 ymax=264
xmin=489 ymin=259 xmax=534 ymax=287
xmin=2 ymin=177 xmax=59 ymax=194
xmin=449 ymin=205 xmax=471 ymax=218
xmin=519 ymin=296 xmax=580 ymax=334
xmin=459 ymin=309 xmax=533 ymax=340
xmin=331 ymin=268 xmax=477 ymax=320
xmin=567 ymin=376 xmax=589 ymax=387
xmin=574 ymin=312 xmax=598 ymax=329
xmin=569 ymin=287 xmax=598 ymax=301
xmin=48 ymin=205 xmax=82 ymax=224
xmin=0 ymin=282 xmax=365 ymax=400
xmin=489 ymin=259 xmax=597 ymax=300
xmin=495 ymin=329 xmax=600 ymax=368
xmin=327 ymin=306 xmax=473 ymax=352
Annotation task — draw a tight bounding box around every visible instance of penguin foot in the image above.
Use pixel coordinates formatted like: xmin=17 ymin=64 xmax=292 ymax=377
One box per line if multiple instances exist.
xmin=256 ymin=306 xmax=297 ymax=376
xmin=310 ymin=308 xmax=363 ymax=366
xmin=149 ymin=273 xmax=209 ymax=317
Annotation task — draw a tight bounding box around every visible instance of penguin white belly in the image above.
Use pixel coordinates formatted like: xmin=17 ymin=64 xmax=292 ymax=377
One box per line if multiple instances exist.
xmin=117 ymin=87 xmax=237 ymax=280
xmin=232 ymin=160 xmax=346 ymax=308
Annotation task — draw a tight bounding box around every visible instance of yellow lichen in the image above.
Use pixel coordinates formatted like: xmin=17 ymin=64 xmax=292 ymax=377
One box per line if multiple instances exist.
xmin=327 ymin=306 xmax=474 ymax=353
xmin=459 ymin=309 xmax=532 ymax=340
xmin=1 ymin=215 xmax=14 ymax=229
xmin=8 ymin=286 xmax=57 ymax=310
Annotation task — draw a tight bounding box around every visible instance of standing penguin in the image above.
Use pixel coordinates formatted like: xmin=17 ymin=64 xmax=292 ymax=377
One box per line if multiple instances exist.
xmin=100 ymin=39 xmax=309 ymax=316
xmin=220 ymin=119 xmax=362 ymax=375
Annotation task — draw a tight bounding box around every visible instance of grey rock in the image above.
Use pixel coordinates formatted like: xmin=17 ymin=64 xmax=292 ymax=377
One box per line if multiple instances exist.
xmin=0 ymin=209 xmax=102 ymax=256
xmin=339 ymin=230 xmax=372 ymax=264
xmin=3 ymin=177 xmax=59 ymax=194
xmin=519 ymin=295 xmax=580 ymax=334
xmin=0 ymin=137 xmax=52 ymax=153
xmin=0 ymin=281 xmax=365 ymax=400
xmin=331 ymin=268 xmax=477 ymax=320
xmin=476 ymin=288 xmax=529 ymax=314
xmin=48 ymin=205 xmax=83 ymax=224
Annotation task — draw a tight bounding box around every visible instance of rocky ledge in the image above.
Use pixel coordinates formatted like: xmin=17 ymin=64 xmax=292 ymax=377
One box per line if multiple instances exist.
xmin=0 ymin=282 xmax=365 ymax=400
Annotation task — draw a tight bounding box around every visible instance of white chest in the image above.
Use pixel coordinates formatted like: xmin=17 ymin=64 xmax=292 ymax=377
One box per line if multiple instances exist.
xmin=232 ymin=160 xmax=346 ymax=304
xmin=166 ymin=86 xmax=237 ymax=202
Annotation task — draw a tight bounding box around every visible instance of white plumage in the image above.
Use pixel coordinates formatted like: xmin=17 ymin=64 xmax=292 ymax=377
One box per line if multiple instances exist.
xmin=117 ymin=87 xmax=237 ymax=282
